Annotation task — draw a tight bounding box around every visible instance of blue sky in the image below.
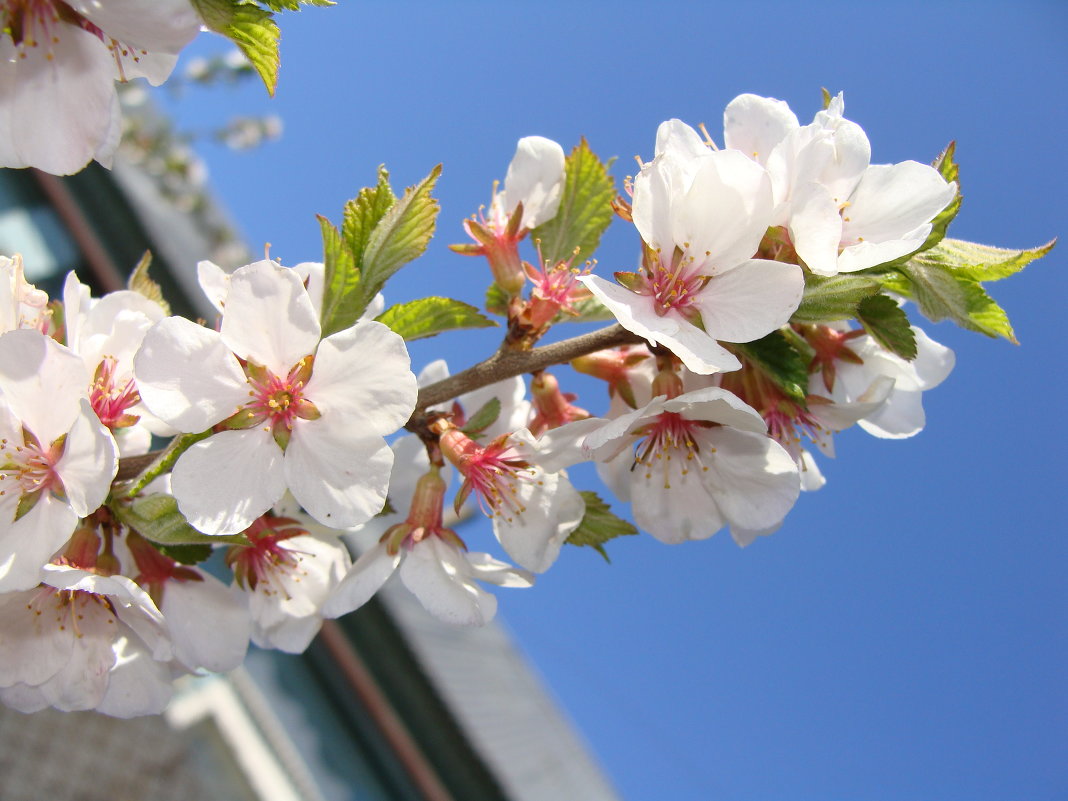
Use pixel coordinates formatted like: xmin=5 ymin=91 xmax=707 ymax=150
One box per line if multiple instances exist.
xmin=160 ymin=2 xmax=1066 ymax=798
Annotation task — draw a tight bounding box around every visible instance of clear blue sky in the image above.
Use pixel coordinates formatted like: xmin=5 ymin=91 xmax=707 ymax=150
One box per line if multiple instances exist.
xmin=160 ymin=2 xmax=1066 ymax=798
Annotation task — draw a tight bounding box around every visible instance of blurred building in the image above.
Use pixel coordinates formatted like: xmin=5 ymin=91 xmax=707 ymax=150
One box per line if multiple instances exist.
xmin=0 ymin=118 xmax=619 ymax=801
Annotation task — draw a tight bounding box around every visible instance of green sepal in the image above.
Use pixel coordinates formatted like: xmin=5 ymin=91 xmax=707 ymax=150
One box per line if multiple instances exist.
xmin=730 ymin=331 xmax=809 ymax=403
xmin=460 ymin=397 xmax=500 ymax=438
xmin=565 ymin=491 xmax=638 ymax=562
xmin=855 ymin=294 xmax=917 ymax=360
xmin=127 ymin=251 xmax=171 ymax=315
xmin=375 ymin=297 xmax=497 ymax=341
xmin=791 ymin=273 xmax=881 ymax=323
xmin=922 ymin=141 xmax=961 ymax=253
xmin=531 ymin=138 xmax=615 ymax=266
xmin=112 ymin=493 xmax=250 ymax=547
xmin=154 ymin=542 xmax=214 ymax=566
xmin=191 ymin=0 xmax=280 ymax=96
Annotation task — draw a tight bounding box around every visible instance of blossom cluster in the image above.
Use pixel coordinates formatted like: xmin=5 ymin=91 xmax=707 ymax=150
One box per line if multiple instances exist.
xmin=0 ymin=63 xmax=1045 ymax=719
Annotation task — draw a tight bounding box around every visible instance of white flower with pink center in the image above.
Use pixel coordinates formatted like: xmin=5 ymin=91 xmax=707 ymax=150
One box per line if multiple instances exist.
xmin=0 ymin=563 xmax=173 ymax=717
xmin=579 ymin=385 xmax=800 ymax=546
xmin=325 ymin=466 xmax=533 ymax=626
xmin=582 ymin=141 xmax=804 ymax=375
xmin=133 ymin=259 xmax=418 ymax=537
xmin=0 ymin=0 xmax=203 ymax=175
xmin=0 ymin=330 xmax=117 ymax=592
xmin=225 ymin=512 xmax=351 ymax=653
xmin=435 ymin=421 xmax=584 ymax=573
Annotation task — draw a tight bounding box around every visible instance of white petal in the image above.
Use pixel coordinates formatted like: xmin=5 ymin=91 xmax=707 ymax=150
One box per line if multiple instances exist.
xmin=163 ymin=572 xmax=251 ymax=673
xmin=465 ymin=551 xmax=535 ymax=588
xmin=400 ymin=538 xmax=497 ymax=626
xmin=842 ymin=162 xmax=956 ymax=246
xmin=94 ymin=638 xmax=173 ymax=717
xmin=723 ymin=94 xmax=799 ymax=164
xmin=694 ymin=259 xmax=804 ymax=343
xmin=662 ymin=386 xmax=767 ymax=433
xmin=491 ymin=470 xmax=584 ymax=573
xmin=134 ymin=317 xmax=248 ymax=432
xmin=303 ymin=321 xmax=416 ymax=436
xmin=789 ymin=182 xmax=844 ymax=276
xmin=284 ymin=421 xmax=393 ymax=529
xmin=654 ymin=119 xmax=709 ymax=161
xmin=0 ymin=330 xmax=87 ymax=442
xmin=67 ymin=0 xmax=202 ymax=61
xmin=322 ymin=543 xmax=400 ymax=619
xmin=220 ymin=261 xmax=321 ymax=375
xmin=196 ymin=260 xmax=230 ymax=316
xmin=701 ymin=428 xmax=800 ymax=531
xmin=630 ymin=455 xmax=727 ymax=543
xmin=56 ymin=399 xmax=118 ymax=517
xmin=501 ymin=136 xmax=566 ymax=229
xmin=171 ymin=430 xmax=286 ymax=536
xmin=0 ymin=496 xmax=78 ymax=593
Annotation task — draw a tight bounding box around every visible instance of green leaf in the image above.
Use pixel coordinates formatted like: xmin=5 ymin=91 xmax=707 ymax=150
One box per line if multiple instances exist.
xmin=565 ymin=491 xmax=638 ymax=562
xmin=191 ymin=0 xmax=280 ymax=96
xmin=731 ymin=331 xmax=809 ymax=402
xmin=531 ymin=138 xmax=615 ymax=266
xmin=855 ymin=295 xmax=917 ymax=360
xmin=262 ymin=0 xmax=333 ymax=9
xmin=485 ymin=283 xmax=508 ymax=316
xmin=791 ymin=273 xmax=881 ymax=323
xmin=554 ymin=292 xmax=614 ymax=324
xmin=915 ymin=237 xmax=1055 ymax=282
xmin=878 ymin=261 xmax=1019 ymax=343
xmin=460 ymin=397 xmax=501 ymax=437
xmin=127 ymin=251 xmax=171 ymax=315
xmin=112 ymin=494 xmax=249 ymax=547
xmin=155 ymin=542 xmax=214 ymax=565
xmin=375 ymin=297 xmax=497 ymax=341
xmin=355 ymin=164 xmax=442 ymax=315
xmin=921 ymin=141 xmax=961 ymax=252
xmin=317 ymin=215 xmax=359 ymax=337
xmin=344 ymin=166 xmax=396 ymax=272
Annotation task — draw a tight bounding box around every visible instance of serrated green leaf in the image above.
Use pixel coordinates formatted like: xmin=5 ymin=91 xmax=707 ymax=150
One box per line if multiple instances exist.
xmin=856 ymin=295 xmax=917 ymax=360
xmin=192 ymin=0 xmax=280 ymax=95
xmin=565 ymin=491 xmax=638 ymax=562
xmin=344 ymin=166 xmax=396 ymax=271
xmin=791 ymin=273 xmax=881 ymax=324
xmin=262 ymin=0 xmax=333 ymax=10
xmin=155 ymin=542 xmax=214 ymax=565
xmin=920 ymin=141 xmax=961 ymax=252
xmin=914 ymin=237 xmax=1055 ymax=282
xmin=127 ymin=251 xmax=171 ymax=315
xmin=731 ymin=331 xmax=809 ymax=402
xmin=375 ymin=297 xmax=497 ymax=341
xmin=112 ymin=494 xmax=249 ymax=547
xmin=878 ymin=260 xmax=1019 ymax=343
xmin=460 ymin=397 xmax=501 ymax=437
xmin=355 ymin=164 xmax=442 ymax=314
xmin=531 ymin=138 xmax=615 ymax=266
xmin=318 ymin=215 xmax=359 ymax=337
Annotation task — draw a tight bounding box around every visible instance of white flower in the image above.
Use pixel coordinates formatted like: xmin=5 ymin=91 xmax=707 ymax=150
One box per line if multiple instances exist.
xmin=496 ymin=135 xmax=566 ymax=230
xmin=582 ymin=138 xmax=803 ymax=375
xmin=579 ymin=386 xmax=801 ymax=547
xmin=0 ymin=0 xmax=203 ymax=175
xmin=0 ymin=330 xmax=117 ymax=592
xmin=0 ymin=563 xmax=173 ymax=717
xmin=0 ymin=254 xmax=50 ymax=334
xmin=134 ymin=260 xmax=418 ymax=536
xmin=226 ymin=512 xmax=351 ymax=653
xmin=724 ymin=93 xmax=956 ymax=276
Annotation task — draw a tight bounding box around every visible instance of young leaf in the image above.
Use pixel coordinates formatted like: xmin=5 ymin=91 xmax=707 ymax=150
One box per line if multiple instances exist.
xmin=731 ymin=331 xmax=809 ymax=402
xmin=262 ymin=0 xmax=334 ymax=9
xmin=155 ymin=542 xmax=214 ymax=566
xmin=356 ymin=164 xmax=442 ymax=314
xmin=791 ymin=273 xmax=880 ymax=323
xmin=856 ymin=294 xmax=917 ymax=360
xmin=127 ymin=251 xmax=171 ymax=315
xmin=318 ymin=215 xmax=360 ymax=337
xmin=531 ymin=139 xmax=615 ymax=266
xmin=112 ymin=494 xmax=249 ymax=547
xmin=485 ymin=283 xmax=508 ymax=316
xmin=565 ymin=491 xmax=638 ymax=562
xmin=460 ymin=397 xmax=501 ymax=437
xmin=191 ymin=0 xmax=280 ymax=95
xmin=915 ymin=237 xmax=1055 ymax=282
xmin=375 ymin=297 xmax=497 ymax=341
xmin=343 ymin=166 xmax=396 ymax=272
xmin=554 ymin=292 xmax=615 ymax=324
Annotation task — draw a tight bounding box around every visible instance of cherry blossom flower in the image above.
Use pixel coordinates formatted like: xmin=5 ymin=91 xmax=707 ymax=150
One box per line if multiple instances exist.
xmin=134 ymin=259 xmax=418 ymax=536
xmin=0 ymin=0 xmax=203 ymax=175
xmin=582 ymin=138 xmax=803 ymax=375
xmin=724 ymin=93 xmax=957 ymax=275
xmin=0 ymin=329 xmax=117 ymax=592
xmin=576 ymin=383 xmax=801 ymax=547
xmin=325 ymin=466 xmax=533 ymax=626
xmin=0 ymin=563 xmax=173 ymax=717
xmin=225 ymin=511 xmax=351 ymax=653
xmin=451 ymin=136 xmax=566 ymax=294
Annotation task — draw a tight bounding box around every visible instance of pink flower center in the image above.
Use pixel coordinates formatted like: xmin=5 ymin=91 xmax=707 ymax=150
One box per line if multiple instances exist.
xmin=90 ymin=357 xmax=141 ymax=430
xmin=632 ymin=412 xmax=715 ymax=488
xmin=226 ymin=516 xmax=310 ymax=597
xmin=24 ymin=585 xmax=116 ymax=639
xmin=633 ymin=249 xmax=709 ymax=318
xmin=440 ymin=429 xmax=537 ymax=523
xmin=0 ymin=428 xmax=66 ymax=502
xmin=228 ymin=357 xmax=320 ymax=449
